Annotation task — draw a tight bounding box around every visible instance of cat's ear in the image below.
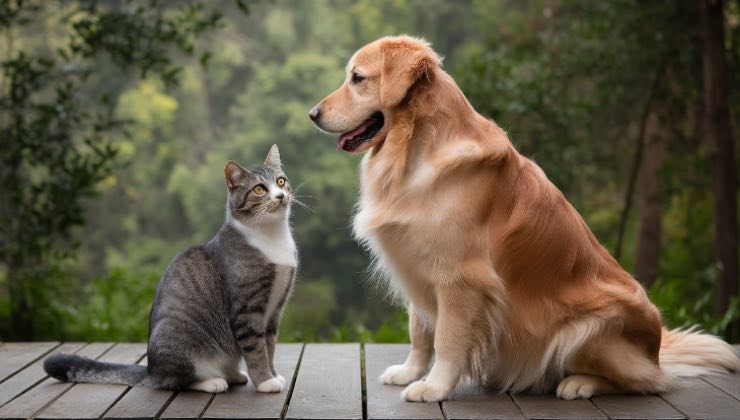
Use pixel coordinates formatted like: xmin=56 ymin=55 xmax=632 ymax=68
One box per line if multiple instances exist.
xmin=224 ymin=160 xmax=249 ymax=189
xmin=264 ymin=144 xmax=282 ymax=167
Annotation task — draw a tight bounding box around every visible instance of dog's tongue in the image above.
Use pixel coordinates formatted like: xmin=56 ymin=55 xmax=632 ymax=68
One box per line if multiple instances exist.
xmin=337 ymin=119 xmax=372 ymax=151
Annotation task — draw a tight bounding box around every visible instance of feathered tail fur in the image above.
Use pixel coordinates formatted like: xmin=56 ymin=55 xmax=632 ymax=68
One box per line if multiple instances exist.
xmin=660 ymin=327 xmax=740 ymax=378
xmin=44 ymin=353 xmax=147 ymax=386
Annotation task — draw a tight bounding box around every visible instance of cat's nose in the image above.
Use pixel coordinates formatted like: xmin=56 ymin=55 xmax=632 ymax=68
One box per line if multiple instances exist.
xmin=308 ymin=106 xmax=321 ymax=122
xmin=275 ymin=192 xmax=285 ymax=201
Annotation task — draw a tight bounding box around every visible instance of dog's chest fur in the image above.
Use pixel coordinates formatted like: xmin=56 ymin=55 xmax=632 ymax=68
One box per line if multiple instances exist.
xmin=353 ymin=148 xmax=487 ymax=306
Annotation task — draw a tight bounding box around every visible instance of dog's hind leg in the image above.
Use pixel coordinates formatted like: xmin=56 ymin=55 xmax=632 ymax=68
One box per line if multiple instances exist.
xmin=556 ymin=374 xmax=616 ymax=399
xmin=381 ymin=304 xmax=434 ymax=386
xmin=559 ymin=335 xmax=671 ymax=399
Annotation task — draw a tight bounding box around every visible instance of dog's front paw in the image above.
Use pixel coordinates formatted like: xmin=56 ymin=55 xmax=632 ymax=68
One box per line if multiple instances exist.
xmin=257 ymin=377 xmax=284 ymax=393
xmin=556 ymin=374 xmax=601 ymax=400
xmin=380 ymin=364 xmax=426 ymax=386
xmin=401 ymin=380 xmax=449 ymax=402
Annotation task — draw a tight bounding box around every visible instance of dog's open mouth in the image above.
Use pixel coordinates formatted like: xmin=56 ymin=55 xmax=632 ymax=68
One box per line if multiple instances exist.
xmin=336 ymin=112 xmax=384 ymax=152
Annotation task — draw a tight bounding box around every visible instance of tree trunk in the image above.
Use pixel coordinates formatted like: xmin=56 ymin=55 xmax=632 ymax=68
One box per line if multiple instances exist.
xmin=634 ymin=103 xmax=665 ymax=289
xmin=700 ymin=0 xmax=739 ymax=338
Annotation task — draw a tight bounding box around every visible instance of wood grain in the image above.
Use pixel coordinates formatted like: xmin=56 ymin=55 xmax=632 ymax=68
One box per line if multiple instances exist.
xmin=0 ymin=343 xmax=114 ymax=420
xmin=701 ymin=373 xmax=740 ymax=401
xmin=36 ymin=343 xmax=147 ymax=420
xmin=592 ymin=395 xmax=685 ymax=419
xmin=444 ymin=391 xmax=523 ymax=420
xmin=0 ymin=342 xmax=59 ymax=383
xmin=364 ymin=344 xmax=444 ymax=420
xmin=0 ymin=342 xmax=84 ymax=408
xmin=202 ymin=343 xmax=303 ymax=419
xmin=285 ymin=343 xmax=362 ymax=420
xmin=511 ymin=394 xmax=606 ymax=419
xmin=660 ymin=377 xmax=740 ymax=420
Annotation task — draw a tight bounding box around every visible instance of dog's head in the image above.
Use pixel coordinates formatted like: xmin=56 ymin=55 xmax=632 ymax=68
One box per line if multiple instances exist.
xmin=309 ymin=35 xmax=442 ymax=153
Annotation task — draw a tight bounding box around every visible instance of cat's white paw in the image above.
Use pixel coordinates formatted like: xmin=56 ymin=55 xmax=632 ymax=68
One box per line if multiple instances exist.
xmin=257 ymin=377 xmax=284 ymax=393
xmin=401 ymin=380 xmax=449 ymax=402
xmin=275 ymin=374 xmax=286 ymax=387
xmin=380 ymin=364 xmax=426 ymax=386
xmin=190 ymin=378 xmax=229 ymax=394
xmin=229 ymin=370 xmax=249 ymax=384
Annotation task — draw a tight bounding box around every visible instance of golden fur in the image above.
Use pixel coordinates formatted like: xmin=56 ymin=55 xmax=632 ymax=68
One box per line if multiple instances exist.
xmin=311 ymin=35 xmax=740 ymax=401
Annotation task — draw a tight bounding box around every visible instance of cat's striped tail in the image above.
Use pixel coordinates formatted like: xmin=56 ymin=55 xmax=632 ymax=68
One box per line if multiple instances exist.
xmin=44 ymin=353 xmax=147 ymax=386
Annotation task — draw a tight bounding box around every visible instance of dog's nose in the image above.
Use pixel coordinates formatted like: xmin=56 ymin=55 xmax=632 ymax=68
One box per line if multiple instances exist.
xmin=309 ymin=106 xmax=321 ymax=122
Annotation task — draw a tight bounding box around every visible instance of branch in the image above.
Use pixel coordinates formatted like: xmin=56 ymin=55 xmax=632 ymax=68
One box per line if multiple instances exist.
xmin=613 ymin=60 xmax=668 ymax=260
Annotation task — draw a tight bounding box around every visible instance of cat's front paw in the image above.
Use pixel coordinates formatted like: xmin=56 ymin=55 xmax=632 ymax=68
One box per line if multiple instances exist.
xmin=380 ymin=364 xmax=426 ymax=386
xmin=230 ymin=370 xmax=249 ymax=384
xmin=257 ymin=377 xmax=284 ymax=393
xmin=275 ymin=374 xmax=286 ymax=387
xmin=190 ymin=378 xmax=229 ymax=394
xmin=401 ymin=380 xmax=449 ymax=402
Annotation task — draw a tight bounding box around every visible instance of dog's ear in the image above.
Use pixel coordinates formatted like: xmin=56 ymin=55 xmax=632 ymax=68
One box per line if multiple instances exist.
xmin=380 ymin=37 xmax=441 ymax=108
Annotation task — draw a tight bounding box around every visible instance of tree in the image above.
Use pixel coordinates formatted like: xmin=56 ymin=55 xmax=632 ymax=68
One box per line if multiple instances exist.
xmin=0 ymin=0 xmax=230 ymax=339
xmin=699 ymin=0 xmax=739 ymax=336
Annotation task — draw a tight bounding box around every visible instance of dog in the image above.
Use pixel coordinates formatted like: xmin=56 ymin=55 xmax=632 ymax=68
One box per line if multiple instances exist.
xmin=309 ymin=35 xmax=739 ymax=402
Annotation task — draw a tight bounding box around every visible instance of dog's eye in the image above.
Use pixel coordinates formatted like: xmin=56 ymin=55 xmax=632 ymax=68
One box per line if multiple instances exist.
xmin=351 ymin=72 xmax=365 ymax=84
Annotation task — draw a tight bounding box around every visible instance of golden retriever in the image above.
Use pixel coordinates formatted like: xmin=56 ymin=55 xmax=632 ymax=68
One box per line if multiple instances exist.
xmin=309 ymin=35 xmax=739 ymax=402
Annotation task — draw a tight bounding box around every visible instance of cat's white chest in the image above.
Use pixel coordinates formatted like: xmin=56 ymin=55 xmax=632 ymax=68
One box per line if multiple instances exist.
xmin=231 ymin=220 xmax=297 ymax=267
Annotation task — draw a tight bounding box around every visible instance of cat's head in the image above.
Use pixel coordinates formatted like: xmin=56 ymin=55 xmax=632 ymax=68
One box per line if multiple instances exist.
xmin=224 ymin=144 xmax=292 ymax=224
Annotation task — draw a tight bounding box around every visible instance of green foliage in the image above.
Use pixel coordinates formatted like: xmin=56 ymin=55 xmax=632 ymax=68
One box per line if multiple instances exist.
xmin=0 ymin=0 xmax=237 ymax=339
xmin=59 ymin=267 xmax=158 ymax=341
xmin=1 ymin=0 xmax=738 ymax=343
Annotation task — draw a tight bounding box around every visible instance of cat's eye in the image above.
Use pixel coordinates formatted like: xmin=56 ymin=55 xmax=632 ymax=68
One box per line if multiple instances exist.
xmin=277 ymin=177 xmax=286 ymax=187
xmin=351 ymin=72 xmax=365 ymax=84
xmin=253 ymin=185 xmax=266 ymax=196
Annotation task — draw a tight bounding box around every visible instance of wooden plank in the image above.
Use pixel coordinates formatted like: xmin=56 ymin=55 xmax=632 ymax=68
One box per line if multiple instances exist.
xmin=591 ymin=395 xmax=685 ymax=419
xmin=0 ymin=342 xmax=85 ymax=407
xmin=444 ymin=391 xmax=523 ymax=420
xmin=202 ymin=343 xmax=304 ymax=419
xmin=660 ymin=377 xmax=740 ymax=420
xmin=512 ymin=394 xmax=606 ymax=419
xmin=701 ymin=373 xmax=740 ymax=401
xmin=364 ymin=344 xmax=444 ymax=419
xmin=103 ymin=354 xmax=176 ymax=420
xmin=159 ymin=392 xmax=212 ymax=419
xmin=36 ymin=343 xmax=147 ymax=420
xmin=285 ymin=343 xmax=362 ymax=420
xmin=0 ymin=342 xmax=59 ymax=383
xmin=0 ymin=343 xmax=114 ymax=419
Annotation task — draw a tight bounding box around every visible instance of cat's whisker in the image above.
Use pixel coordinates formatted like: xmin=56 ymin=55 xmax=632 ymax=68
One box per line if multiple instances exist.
xmin=291 ymin=197 xmax=318 ymax=214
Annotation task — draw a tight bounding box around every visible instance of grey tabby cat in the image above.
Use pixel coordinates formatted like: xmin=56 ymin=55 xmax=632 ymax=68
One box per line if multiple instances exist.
xmin=44 ymin=145 xmax=297 ymax=394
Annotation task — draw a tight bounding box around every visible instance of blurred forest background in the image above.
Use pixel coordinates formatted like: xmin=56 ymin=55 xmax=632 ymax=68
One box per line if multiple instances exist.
xmin=2 ymin=0 xmax=739 ymax=342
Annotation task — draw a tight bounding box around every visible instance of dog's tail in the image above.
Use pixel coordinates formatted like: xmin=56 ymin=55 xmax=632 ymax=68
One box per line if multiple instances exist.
xmin=44 ymin=353 xmax=147 ymax=386
xmin=659 ymin=327 xmax=740 ymax=378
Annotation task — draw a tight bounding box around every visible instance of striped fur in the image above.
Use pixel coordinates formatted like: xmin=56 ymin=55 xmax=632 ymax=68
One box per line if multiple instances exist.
xmin=44 ymin=146 xmax=297 ymax=393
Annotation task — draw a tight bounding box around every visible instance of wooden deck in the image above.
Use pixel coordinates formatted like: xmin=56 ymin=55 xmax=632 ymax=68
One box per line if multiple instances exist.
xmin=0 ymin=343 xmax=738 ymax=420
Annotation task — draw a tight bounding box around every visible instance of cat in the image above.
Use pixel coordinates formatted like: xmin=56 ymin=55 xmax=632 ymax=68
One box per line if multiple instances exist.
xmin=44 ymin=144 xmax=297 ymax=394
